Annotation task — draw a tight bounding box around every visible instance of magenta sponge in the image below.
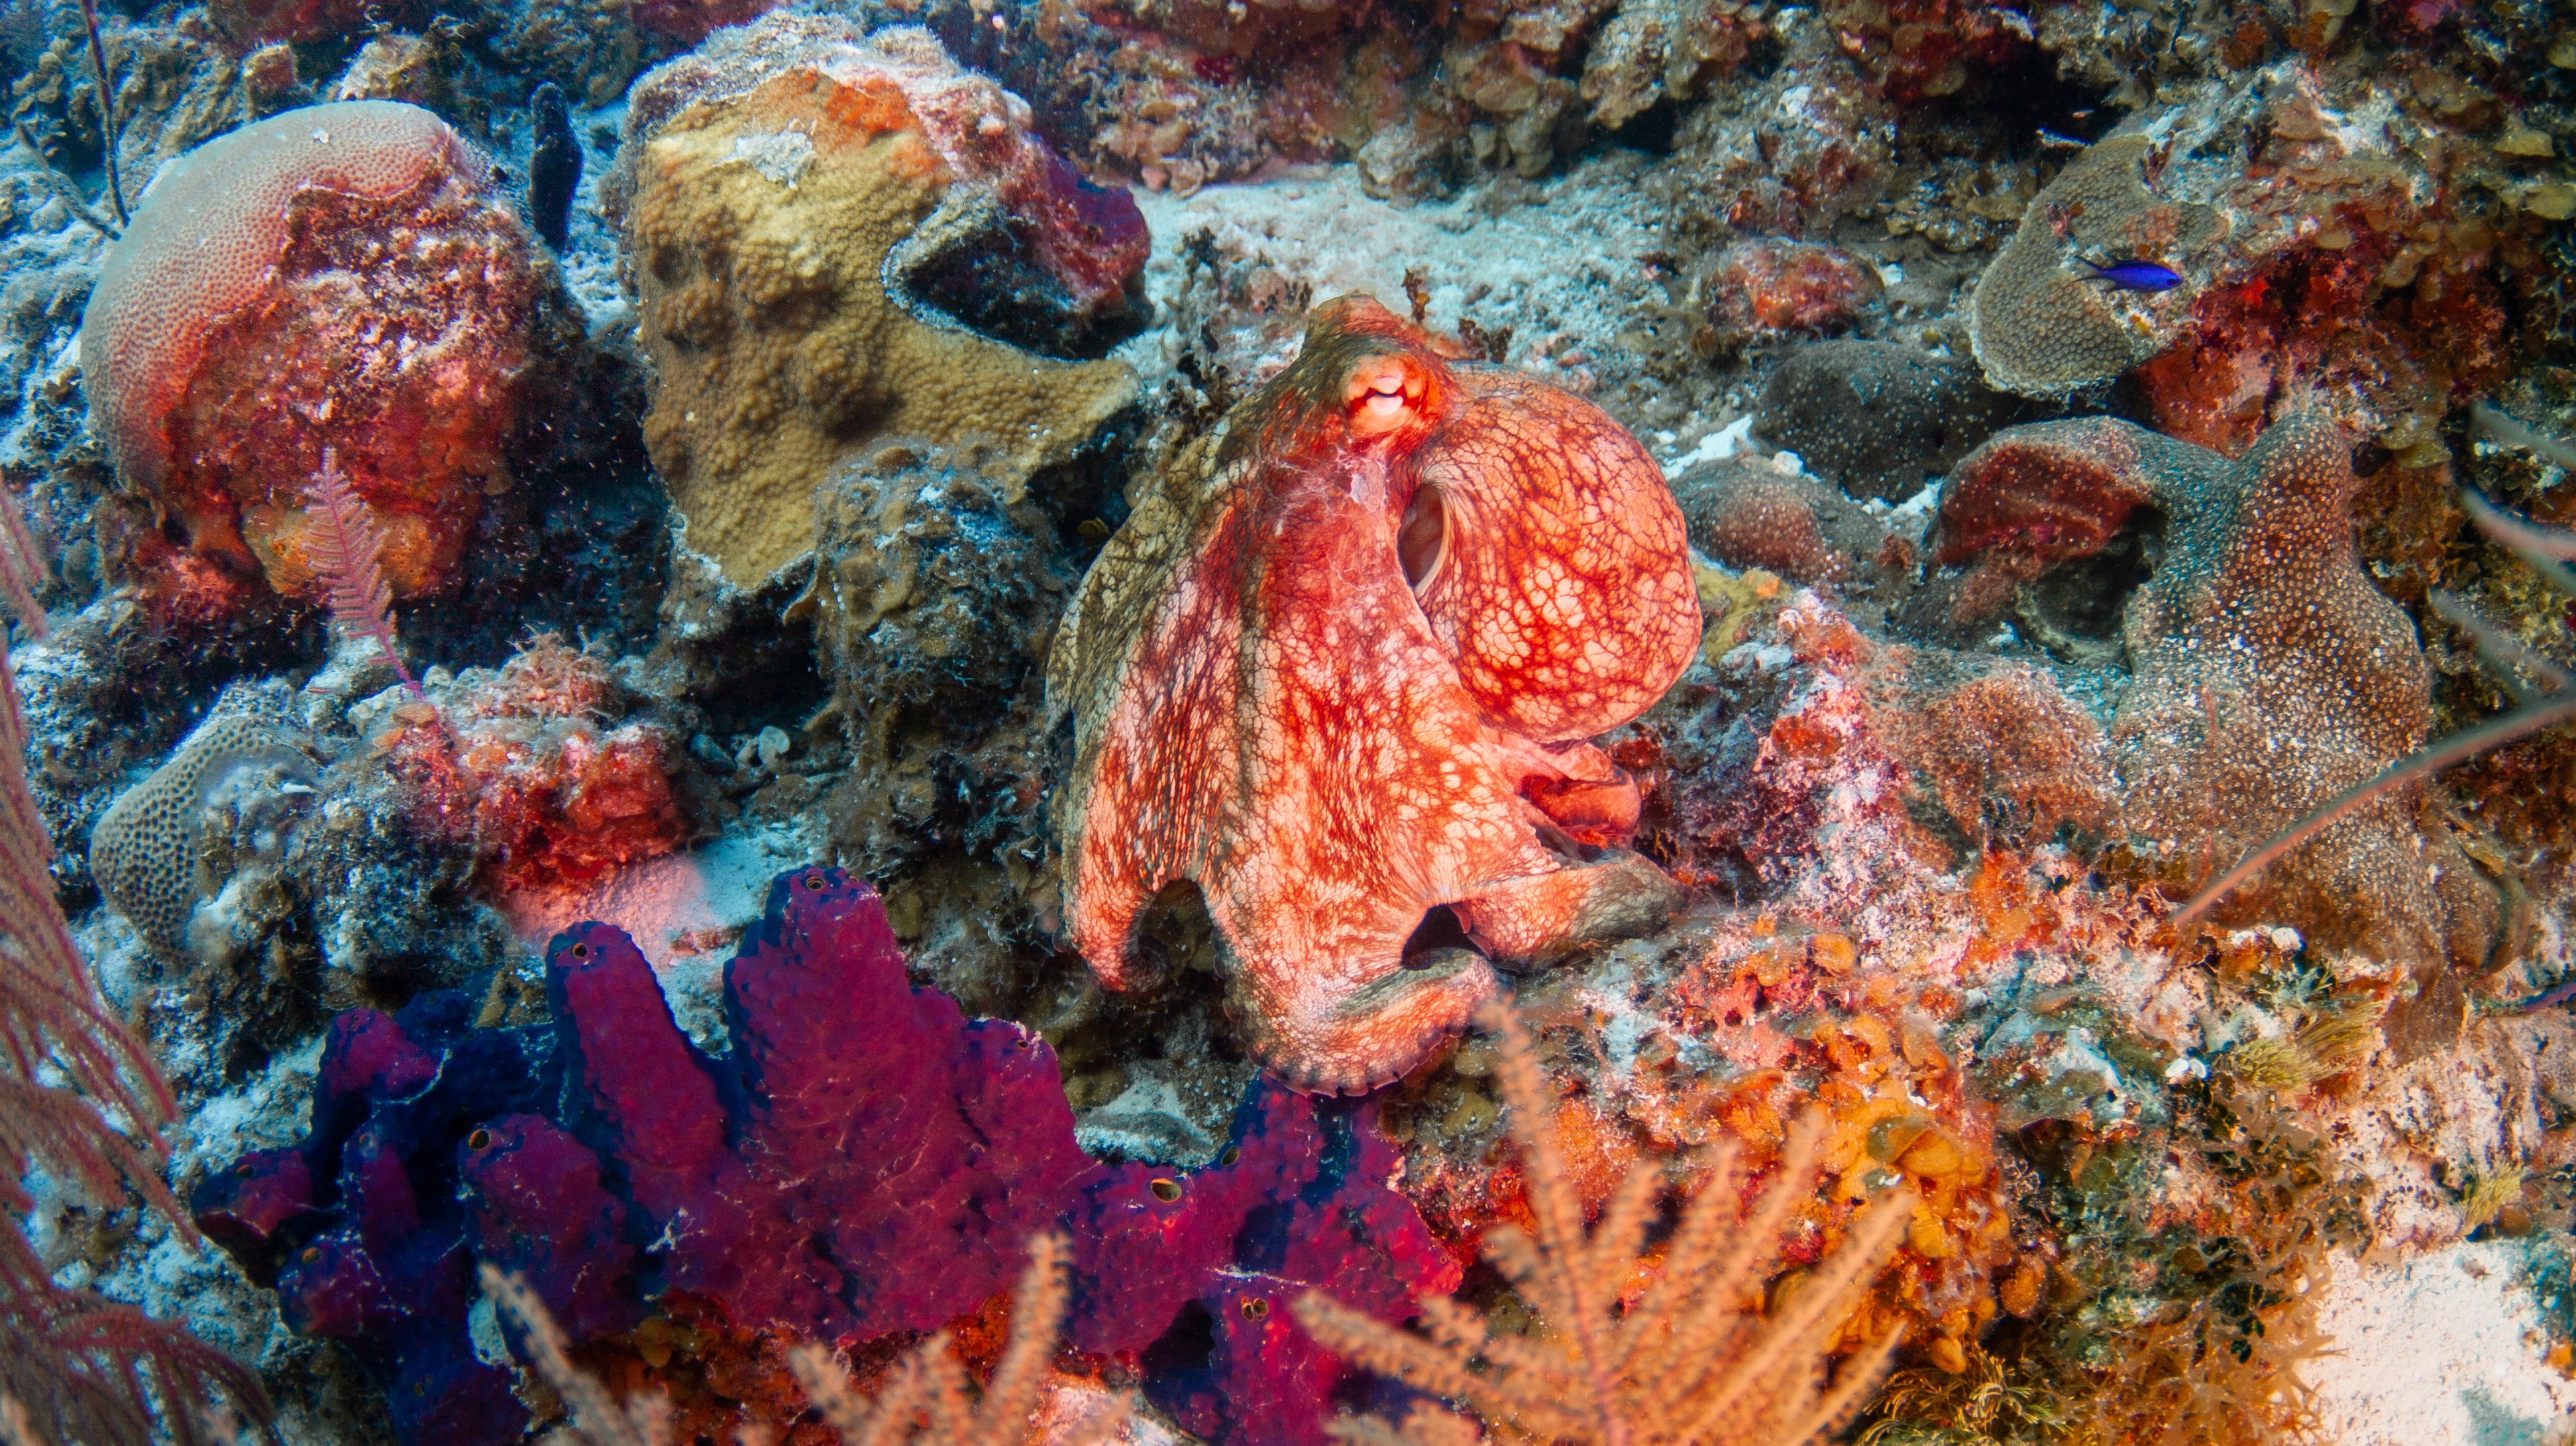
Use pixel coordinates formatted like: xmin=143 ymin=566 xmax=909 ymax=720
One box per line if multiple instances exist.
xmin=199 ymin=867 xmax=1456 ymax=1445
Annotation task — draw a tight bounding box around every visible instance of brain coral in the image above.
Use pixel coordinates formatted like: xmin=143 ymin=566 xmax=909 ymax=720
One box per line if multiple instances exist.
xmin=1967 ymin=134 xmax=2226 ymax=398
xmin=1048 ymin=295 xmax=1700 ymax=1094
xmin=91 ymin=711 xmax=311 ymax=962
xmin=1933 ymin=413 xmax=2459 ymax=970
xmin=83 ymin=101 xmax=556 ymax=599
xmin=614 ymin=21 xmax=1145 ymax=588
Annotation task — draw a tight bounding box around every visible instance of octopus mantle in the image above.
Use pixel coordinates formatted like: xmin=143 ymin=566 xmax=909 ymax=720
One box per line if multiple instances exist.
xmin=1047 ymin=296 xmax=1701 ymax=1092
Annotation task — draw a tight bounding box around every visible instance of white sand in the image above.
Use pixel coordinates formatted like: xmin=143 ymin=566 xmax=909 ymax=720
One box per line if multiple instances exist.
xmin=2307 ymin=1241 xmax=2576 ymax=1444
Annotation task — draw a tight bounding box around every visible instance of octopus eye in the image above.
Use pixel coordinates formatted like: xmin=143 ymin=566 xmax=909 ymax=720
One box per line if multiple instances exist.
xmin=1150 ymin=1177 xmax=1183 ymax=1202
xmin=804 ymin=874 xmax=826 ymax=890
xmin=1345 ymin=356 xmax=1426 ymax=438
xmin=467 ymin=1128 xmax=491 ymax=1151
xmin=1399 ymin=482 xmax=1446 ymax=592
xmin=570 ymin=942 xmax=590 ymax=959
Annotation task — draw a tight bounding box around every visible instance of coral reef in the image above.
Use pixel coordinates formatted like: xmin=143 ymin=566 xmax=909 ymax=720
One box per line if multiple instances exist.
xmin=8 ymin=3 xmax=2576 ymax=1440
xmin=82 ymin=101 xmax=562 ymax=600
xmin=1048 ymin=294 xmax=1699 ymax=1092
xmin=612 ymin=19 xmax=1144 ymax=588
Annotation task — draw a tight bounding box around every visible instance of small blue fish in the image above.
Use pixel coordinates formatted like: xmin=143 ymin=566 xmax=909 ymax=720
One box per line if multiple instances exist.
xmin=2082 ymin=258 xmax=2186 ymax=291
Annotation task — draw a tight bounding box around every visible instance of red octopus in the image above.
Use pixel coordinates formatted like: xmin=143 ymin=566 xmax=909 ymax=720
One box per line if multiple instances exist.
xmin=1047 ymin=296 xmax=1701 ymax=1092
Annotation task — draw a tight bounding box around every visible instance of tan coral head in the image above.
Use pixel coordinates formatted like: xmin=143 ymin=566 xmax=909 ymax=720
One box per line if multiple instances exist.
xmin=1049 ymin=295 xmax=1703 ymax=1094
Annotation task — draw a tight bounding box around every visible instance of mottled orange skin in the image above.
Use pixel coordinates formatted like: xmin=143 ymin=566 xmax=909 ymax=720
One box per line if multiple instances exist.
xmin=1049 ymin=296 xmax=1701 ymax=1093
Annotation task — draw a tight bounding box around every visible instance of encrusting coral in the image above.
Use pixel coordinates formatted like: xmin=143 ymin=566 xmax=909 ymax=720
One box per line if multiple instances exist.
xmin=81 ymin=100 xmax=559 ymax=600
xmin=1046 ymin=294 xmax=1701 ymax=1094
xmin=2178 ymin=491 xmax=2576 ymax=939
xmin=371 ymin=635 xmax=692 ymax=895
xmin=1966 ymin=134 xmax=2226 ymax=399
xmin=1926 ymin=411 xmax=2463 ymax=972
xmin=612 ymin=20 xmax=1146 ymax=588
xmin=1295 ymin=1000 xmax=1912 ymax=1444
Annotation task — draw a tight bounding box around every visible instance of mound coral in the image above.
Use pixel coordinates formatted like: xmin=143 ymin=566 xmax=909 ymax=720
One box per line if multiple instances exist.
xmin=89 ymin=709 xmax=311 ymax=962
xmin=1667 ymin=454 xmax=1901 ymax=592
xmin=1755 ymin=340 xmax=2017 ymax=503
xmin=613 ymin=21 xmax=1145 ymax=588
xmin=201 ymin=866 xmax=1456 ymax=1446
xmin=1047 ymin=295 xmax=1701 ymax=1094
xmin=1967 ymin=134 xmax=2226 ymax=398
xmin=82 ymin=101 xmax=557 ymax=599
xmin=1930 ymin=413 xmax=2473 ymax=977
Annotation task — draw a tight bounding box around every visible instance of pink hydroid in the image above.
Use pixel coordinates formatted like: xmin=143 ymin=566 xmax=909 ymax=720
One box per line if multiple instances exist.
xmin=303 ymin=449 xmax=422 ymax=699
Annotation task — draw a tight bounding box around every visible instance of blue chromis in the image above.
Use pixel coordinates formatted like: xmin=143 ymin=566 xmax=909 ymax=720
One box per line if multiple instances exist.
xmin=2082 ymin=258 xmax=2186 ymax=291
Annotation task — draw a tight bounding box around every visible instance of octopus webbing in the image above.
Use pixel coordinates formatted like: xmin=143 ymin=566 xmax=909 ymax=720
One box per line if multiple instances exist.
xmin=1047 ymin=296 xmax=1702 ymax=1092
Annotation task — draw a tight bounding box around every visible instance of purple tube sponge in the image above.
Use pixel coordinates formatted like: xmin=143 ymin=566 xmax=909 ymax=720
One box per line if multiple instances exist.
xmin=197 ymin=997 xmax=561 ymax=1445
xmin=205 ymin=866 xmax=1460 ymax=1446
xmin=1079 ymin=1087 xmax=1460 ymax=1446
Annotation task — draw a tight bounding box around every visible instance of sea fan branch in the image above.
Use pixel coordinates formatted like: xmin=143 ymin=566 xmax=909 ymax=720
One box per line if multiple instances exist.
xmin=1294 ymin=998 xmax=1909 ymax=1446
xmin=0 ymin=484 xmax=268 ymax=1445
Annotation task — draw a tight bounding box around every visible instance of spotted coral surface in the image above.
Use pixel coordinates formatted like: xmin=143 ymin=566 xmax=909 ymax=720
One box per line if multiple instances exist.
xmin=82 ymin=101 xmax=555 ymax=600
xmin=1931 ymin=413 xmax=2477 ymax=980
xmin=1668 ymin=453 xmax=1901 ymax=592
xmin=1967 ymin=134 xmax=2227 ymax=398
xmin=1047 ymin=294 xmax=1701 ymax=1094
xmin=614 ymin=20 xmax=1144 ymax=588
